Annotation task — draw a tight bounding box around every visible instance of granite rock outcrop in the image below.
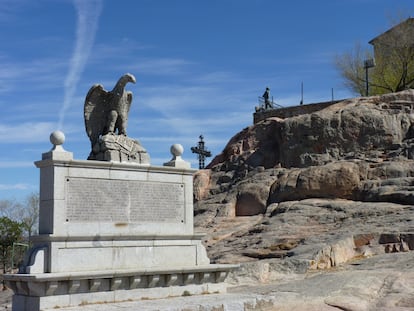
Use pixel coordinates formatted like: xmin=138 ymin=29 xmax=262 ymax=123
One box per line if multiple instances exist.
xmin=194 ymin=90 xmax=414 ymax=309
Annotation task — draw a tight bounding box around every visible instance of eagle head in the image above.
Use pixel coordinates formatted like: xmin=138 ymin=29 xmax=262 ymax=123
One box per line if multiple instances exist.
xmin=122 ymin=73 xmax=136 ymax=84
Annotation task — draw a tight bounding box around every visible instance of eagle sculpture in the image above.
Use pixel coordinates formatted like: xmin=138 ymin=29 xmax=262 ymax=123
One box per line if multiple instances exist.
xmin=84 ymin=73 xmax=136 ymax=149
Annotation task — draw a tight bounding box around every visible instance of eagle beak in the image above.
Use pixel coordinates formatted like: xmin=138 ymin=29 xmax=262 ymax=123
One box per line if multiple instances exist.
xmin=128 ymin=74 xmax=136 ymax=84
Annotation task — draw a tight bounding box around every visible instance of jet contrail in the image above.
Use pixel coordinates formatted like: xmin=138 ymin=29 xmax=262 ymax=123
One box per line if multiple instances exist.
xmin=58 ymin=0 xmax=102 ymax=130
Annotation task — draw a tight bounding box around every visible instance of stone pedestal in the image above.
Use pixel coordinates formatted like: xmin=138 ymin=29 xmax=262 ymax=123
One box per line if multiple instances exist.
xmin=88 ymin=134 xmax=150 ymax=164
xmin=4 ymin=137 xmax=237 ymax=310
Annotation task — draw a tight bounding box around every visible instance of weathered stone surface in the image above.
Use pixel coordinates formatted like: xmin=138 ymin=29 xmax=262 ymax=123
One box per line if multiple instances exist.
xmin=190 ymin=90 xmax=414 ymax=310
xmin=193 ymin=169 xmax=211 ymax=201
xmin=208 ymin=89 xmax=414 ymax=170
xmin=84 ymin=73 xmax=136 ymax=152
xmin=196 ymin=198 xmax=414 ymax=265
xmin=88 ymin=133 xmax=150 ymax=163
xmin=268 ymin=161 xmax=361 ymax=202
xmin=195 ymin=91 xmax=414 ymax=243
xmin=9 ymin=251 xmax=411 ymax=310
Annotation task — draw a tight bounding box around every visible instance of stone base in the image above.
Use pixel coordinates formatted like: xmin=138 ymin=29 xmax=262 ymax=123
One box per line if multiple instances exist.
xmin=88 ymin=134 xmax=150 ymax=164
xmin=22 ymin=234 xmax=211 ymax=274
xmin=5 ymin=265 xmax=237 ymax=311
xmin=5 ymin=140 xmax=238 ymax=311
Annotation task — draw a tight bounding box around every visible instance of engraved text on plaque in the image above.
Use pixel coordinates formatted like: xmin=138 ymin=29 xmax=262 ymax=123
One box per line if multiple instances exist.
xmin=66 ymin=177 xmax=185 ymax=223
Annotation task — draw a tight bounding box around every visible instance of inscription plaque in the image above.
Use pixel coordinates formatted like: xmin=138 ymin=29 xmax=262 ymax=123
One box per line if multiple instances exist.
xmin=66 ymin=177 xmax=185 ymax=223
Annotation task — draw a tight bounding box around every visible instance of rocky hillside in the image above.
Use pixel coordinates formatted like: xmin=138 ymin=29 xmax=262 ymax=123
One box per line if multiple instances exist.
xmin=194 ymin=89 xmax=414 ymax=270
xmin=4 ymin=91 xmax=413 ymax=311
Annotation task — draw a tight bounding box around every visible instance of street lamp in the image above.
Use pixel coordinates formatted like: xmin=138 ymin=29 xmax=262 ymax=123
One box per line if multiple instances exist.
xmin=364 ymin=58 xmax=375 ymax=96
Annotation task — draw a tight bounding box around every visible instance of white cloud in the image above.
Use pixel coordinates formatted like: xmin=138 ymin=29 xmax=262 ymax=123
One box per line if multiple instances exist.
xmin=0 ymin=122 xmax=56 ymax=143
xmin=0 ymin=56 xmax=66 ymax=94
xmin=134 ymin=108 xmax=251 ymax=160
xmin=58 ymin=0 xmax=103 ymax=129
xmin=0 ymin=183 xmax=30 ymax=190
xmin=125 ymin=73 xmax=256 ymax=160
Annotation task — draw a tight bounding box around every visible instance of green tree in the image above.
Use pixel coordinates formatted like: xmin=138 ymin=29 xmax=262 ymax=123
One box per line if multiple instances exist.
xmin=0 ymin=217 xmax=23 ymax=273
xmin=0 ymin=194 xmax=39 ymax=274
xmin=0 ymin=193 xmax=39 ymax=242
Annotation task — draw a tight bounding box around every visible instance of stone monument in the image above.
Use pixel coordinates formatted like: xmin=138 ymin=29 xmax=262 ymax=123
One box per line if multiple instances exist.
xmin=84 ymin=73 xmax=150 ymax=163
xmin=4 ymin=74 xmax=237 ymax=311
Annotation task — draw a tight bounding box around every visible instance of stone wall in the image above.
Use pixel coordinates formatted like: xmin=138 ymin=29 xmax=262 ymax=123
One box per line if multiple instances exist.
xmin=253 ymin=99 xmax=345 ymax=123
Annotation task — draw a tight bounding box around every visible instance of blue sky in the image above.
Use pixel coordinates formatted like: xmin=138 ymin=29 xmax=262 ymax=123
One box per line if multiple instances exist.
xmin=1 ymin=0 xmax=413 ymax=202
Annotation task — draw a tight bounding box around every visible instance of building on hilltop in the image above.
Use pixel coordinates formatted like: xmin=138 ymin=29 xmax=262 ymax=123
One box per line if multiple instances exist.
xmin=369 ymin=17 xmax=414 ymax=56
xmin=254 ymin=19 xmax=414 ymax=124
xmin=368 ymin=18 xmax=414 ymax=93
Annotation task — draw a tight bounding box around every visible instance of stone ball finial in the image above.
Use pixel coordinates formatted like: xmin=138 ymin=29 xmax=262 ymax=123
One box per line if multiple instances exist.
xmin=50 ymin=130 xmax=65 ymax=146
xmin=43 ymin=130 xmax=72 ymax=160
xmin=170 ymin=144 xmax=184 ymax=157
xmin=164 ymin=143 xmax=190 ymax=168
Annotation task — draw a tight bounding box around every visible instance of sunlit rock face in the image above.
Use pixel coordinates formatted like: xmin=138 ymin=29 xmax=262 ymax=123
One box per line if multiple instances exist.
xmin=194 ymin=89 xmax=414 ymax=266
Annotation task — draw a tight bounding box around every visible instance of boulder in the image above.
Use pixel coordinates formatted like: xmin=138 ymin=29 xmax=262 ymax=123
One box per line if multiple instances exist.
xmin=268 ymin=161 xmax=361 ymax=202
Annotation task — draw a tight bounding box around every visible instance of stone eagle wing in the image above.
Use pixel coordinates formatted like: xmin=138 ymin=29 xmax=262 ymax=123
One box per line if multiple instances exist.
xmin=84 ymin=84 xmax=112 ymax=147
xmin=126 ymin=91 xmax=133 ymax=114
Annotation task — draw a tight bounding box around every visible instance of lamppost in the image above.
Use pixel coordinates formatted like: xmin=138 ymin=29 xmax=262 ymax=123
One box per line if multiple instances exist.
xmin=364 ymin=58 xmax=375 ymax=96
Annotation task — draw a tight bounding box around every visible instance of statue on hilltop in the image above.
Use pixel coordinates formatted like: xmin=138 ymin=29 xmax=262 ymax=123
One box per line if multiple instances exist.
xmin=83 ymin=73 xmax=150 ymax=164
xmin=255 ymin=87 xmax=279 ymax=112
xmin=262 ymin=87 xmax=272 ymax=109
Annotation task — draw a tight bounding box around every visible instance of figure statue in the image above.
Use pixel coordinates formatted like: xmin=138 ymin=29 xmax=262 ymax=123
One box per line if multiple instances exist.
xmin=84 ymin=73 xmax=136 ymax=149
xmin=262 ymin=87 xmax=273 ymax=109
xmin=83 ymin=73 xmax=150 ymax=164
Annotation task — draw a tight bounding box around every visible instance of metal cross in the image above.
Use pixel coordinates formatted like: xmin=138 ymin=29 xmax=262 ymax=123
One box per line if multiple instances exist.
xmin=191 ymin=135 xmax=212 ymax=169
